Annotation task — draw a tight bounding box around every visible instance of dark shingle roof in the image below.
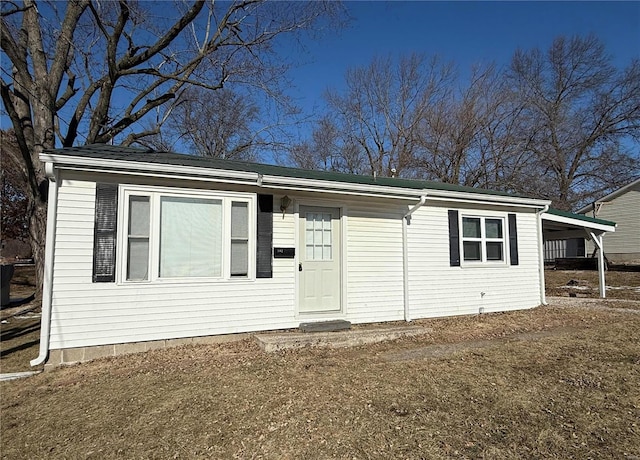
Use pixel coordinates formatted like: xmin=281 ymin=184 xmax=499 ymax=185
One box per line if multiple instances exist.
xmin=46 ymin=144 xmax=538 ymax=200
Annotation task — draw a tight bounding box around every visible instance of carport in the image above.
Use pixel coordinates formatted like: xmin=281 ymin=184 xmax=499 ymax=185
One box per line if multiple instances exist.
xmin=542 ymin=209 xmax=617 ymax=298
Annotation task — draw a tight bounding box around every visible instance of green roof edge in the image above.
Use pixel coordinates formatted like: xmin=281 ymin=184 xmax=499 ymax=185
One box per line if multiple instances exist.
xmin=546 ymin=208 xmax=616 ymax=227
xmin=46 ymin=144 xmax=538 ymax=200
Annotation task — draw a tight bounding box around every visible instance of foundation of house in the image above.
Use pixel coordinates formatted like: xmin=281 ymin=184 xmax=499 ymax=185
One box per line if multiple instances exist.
xmin=45 ymin=333 xmax=249 ymax=370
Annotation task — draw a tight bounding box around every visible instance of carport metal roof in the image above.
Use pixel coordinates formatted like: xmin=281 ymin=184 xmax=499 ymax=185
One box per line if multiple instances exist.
xmin=542 ymin=208 xmax=617 ymax=299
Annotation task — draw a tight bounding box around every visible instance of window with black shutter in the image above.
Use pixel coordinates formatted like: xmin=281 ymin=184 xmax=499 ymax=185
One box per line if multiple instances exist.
xmin=448 ymin=210 xmax=519 ymax=266
xmin=508 ymin=213 xmax=519 ymax=265
xmin=93 ymin=183 xmax=118 ymax=282
xmin=256 ymin=194 xmax=273 ymax=278
xmin=448 ymin=210 xmax=460 ymax=266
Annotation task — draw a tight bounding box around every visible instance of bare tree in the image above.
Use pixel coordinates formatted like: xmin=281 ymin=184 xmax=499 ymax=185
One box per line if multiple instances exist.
xmin=289 ymin=116 xmax=364 ymax=173
xmin=505 ymin=35 xmax=640 ymax=210
xmin=415 ymin=64 xmax=505 ymax=186
xmin=148 ymin=87 xmax=262 ymax=161
xmin=295 ymin=36 xmax=639 ymax=206
xmin=143 ymin=86 xmax=304 ymax=161
xmin=292 ymin=54 xmax=454 ymax=177
xmin=1 ymin=0 xmax=342 ymax=291
xmin=1 ymin=130 xmax=29 ymax=243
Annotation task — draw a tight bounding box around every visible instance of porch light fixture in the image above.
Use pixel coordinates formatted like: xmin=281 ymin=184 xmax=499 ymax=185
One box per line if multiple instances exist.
xmin=280 ymin=195 xmax=292 ymax=217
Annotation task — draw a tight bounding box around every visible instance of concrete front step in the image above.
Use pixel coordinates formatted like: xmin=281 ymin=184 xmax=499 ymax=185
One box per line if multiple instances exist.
xmin=254 ymin=325 xmax=432 ymax=352
xmin=299 ymin=319 xmax=351 ymax=333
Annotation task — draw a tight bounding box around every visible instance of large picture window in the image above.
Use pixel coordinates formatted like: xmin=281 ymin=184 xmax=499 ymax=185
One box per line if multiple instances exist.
xmin=461 ymin=216 xmax=505 ymax=263
xmin=160 ymin=197 xmax=223 ymax=278
xmin=122 ymin=188 xmax=253 ymax=282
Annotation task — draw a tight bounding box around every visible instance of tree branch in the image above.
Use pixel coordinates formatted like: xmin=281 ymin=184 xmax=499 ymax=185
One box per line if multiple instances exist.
xmin=22 ymin=0 xmax=47 ymax=84
xmin=48 ymin=0 xmax=89 ymax=101
xmin=118 ymin=0 xmax=206 ymax=70
xmin=1 ymin=78 xmax=39 ymax=199
xmin=0 ymin=16 xmax=31 ymax=81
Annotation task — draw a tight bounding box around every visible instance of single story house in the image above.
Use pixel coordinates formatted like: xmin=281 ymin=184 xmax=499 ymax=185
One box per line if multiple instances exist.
xmin=32 ymin=145 xmax=616 ymax=367
xmin=577 ymin=178 xmax=640 ymax=264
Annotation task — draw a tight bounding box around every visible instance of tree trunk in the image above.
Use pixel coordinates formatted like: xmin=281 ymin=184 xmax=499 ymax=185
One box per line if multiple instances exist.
xmin=29 ymin=193 xmax=48 ymax=301
xmin=27 ymin=101 xmax=54 ymax=300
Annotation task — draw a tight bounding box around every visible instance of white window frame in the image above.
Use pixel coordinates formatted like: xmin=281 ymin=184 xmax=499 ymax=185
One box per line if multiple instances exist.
xmin=118 ymin=185 xmax=255 ymax=284
xmin=460 ymin=213 xmax=507 ymax=266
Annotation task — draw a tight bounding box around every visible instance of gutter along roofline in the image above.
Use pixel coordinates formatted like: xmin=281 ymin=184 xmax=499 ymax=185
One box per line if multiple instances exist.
xmin=41 ymin=151 xmax=550 ymax=208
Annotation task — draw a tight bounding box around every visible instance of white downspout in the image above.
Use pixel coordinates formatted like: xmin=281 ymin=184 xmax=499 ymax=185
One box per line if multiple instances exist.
xmin=402 ymin=195 xmax=427 ymax=322
xmin=536 ymin=204 xmax=550 ymax=306
xmin=30 ymin=163 xmax=59 ymax=367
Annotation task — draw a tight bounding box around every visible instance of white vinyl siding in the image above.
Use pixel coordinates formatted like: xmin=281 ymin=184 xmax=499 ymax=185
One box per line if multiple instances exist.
xmin=50 ymin=178 xmax=297 ymax=350
xmin=407 ymin=205 xmax=541 ymax=318
xmin=584 ymin=184 xmax=640 ymax=260
xmin=49 ymin=173 xmax=542 ymax=352
xmin=345 ymin=205 xmax=405 ymax=323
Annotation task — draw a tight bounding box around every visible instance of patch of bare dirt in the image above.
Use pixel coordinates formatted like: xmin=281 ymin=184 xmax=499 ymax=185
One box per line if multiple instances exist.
xmin=545 ymin=269 xmax=640 ymax=301
xmin=548 ymin=296 xmax=640 ymax=312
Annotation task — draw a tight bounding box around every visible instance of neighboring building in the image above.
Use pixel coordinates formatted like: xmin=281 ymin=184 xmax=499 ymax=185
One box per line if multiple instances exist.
xmin=32 ymin=145 xmax=615 ymax=367
xmin=578 ymin=178 xmax=640 ymax=263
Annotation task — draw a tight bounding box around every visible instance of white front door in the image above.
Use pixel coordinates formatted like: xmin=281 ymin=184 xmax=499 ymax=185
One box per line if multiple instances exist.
xmin=299 ymin=206 xmax=341 ymax=313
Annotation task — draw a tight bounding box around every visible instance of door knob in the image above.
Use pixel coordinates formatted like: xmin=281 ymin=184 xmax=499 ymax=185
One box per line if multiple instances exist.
xmin=299 ymin=263 xmax=303 ymax=271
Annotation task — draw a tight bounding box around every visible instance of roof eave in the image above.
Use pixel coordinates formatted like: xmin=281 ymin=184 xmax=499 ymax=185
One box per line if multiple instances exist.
xmin=542 ymin=212 xmax=616 ymax=233
xmin=41 ymin=152 xmax=549 ymax=207
xmin=40 ymin=152 xmax=260 ymax=183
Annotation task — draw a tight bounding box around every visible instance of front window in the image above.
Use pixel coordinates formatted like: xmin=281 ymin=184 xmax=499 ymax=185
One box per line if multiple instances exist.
xmin=160 ymin=197 xmax=223 ymax=278
xmin=123 ymin=189 xmax=253 ymax=282
xmin=462 ymin=216 xmax=505 ymax=263
xmin=230 ymin=201 xmax=249 ymax=276
xmin=127 ymin=195 xmax=150 ymax=281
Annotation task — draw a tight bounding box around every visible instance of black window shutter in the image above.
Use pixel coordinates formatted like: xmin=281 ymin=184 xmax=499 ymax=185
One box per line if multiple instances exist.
xmin=448 ymin=210 xmax=460 ymax=267
xmin=256 ymin=194 xmax=273 ymax=278
xmin=508 ymin=213 xmax=519 ymax=266
xmin=93 ymin=183 xmax=118 ymax=282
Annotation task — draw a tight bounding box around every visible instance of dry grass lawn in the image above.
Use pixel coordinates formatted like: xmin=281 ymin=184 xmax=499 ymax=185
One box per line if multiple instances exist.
xmin=2 ymin=305 xmax=640 ymax=459
xmin=2 ymin=267 xmax=640 ymax=458
xmin=1 ymin=265 xmax=42 ymax=374
xmin=5 ymin=265 xmax=36 ymax=298
xmin=0 ymin=317 xmax=42 ymax=374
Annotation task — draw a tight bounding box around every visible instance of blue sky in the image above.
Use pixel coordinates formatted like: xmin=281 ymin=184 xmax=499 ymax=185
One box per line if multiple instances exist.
xmin=285 ymin=1 xmax=640 ymax=124
xmin=1 ymin=1 xmax=638 ymax=149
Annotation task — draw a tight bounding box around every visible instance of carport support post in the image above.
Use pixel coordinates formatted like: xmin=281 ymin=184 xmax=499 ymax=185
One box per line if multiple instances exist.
xmin=589 ymin=231 xmax=606 ymax=298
